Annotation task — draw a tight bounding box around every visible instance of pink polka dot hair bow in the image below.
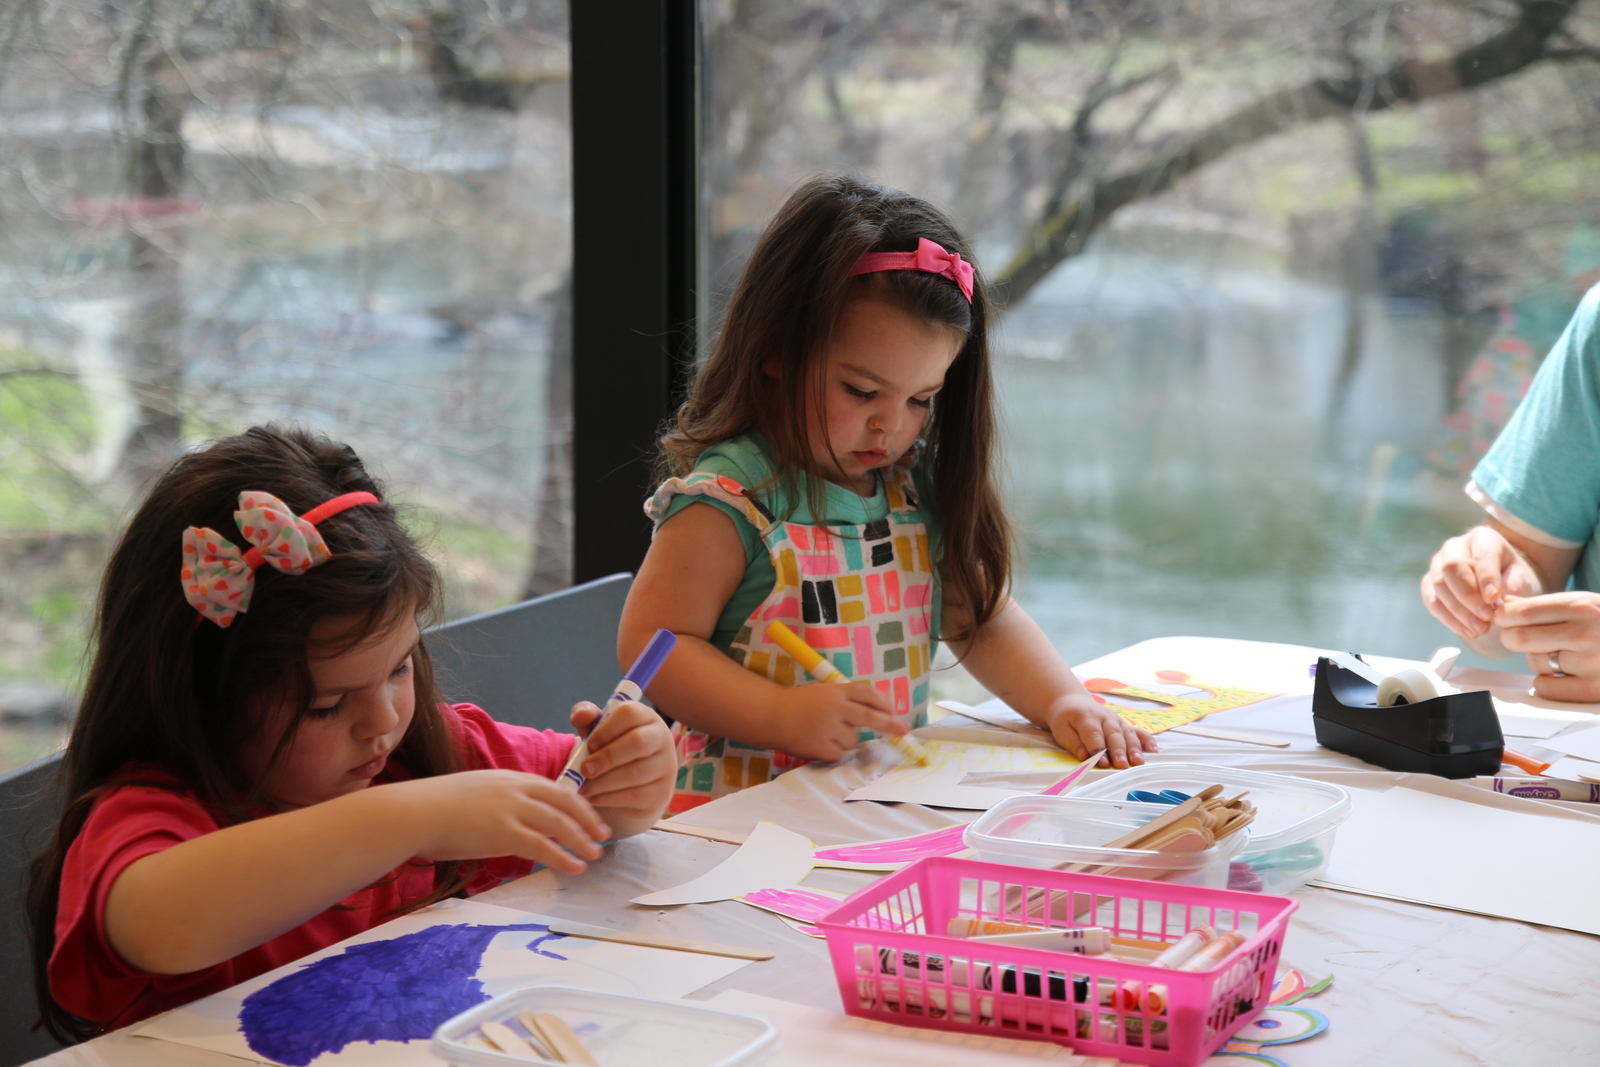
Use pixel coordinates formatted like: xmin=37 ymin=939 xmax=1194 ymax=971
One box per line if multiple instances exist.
xmin=849 ymin=237 xmax=976 ymax=302
xmin=181 ymin=490 xmax=378 ymax=627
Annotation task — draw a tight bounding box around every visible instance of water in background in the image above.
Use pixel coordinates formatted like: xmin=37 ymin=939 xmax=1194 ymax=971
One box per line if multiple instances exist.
xmin=997 ymin=225 xmax=1500 ymax=670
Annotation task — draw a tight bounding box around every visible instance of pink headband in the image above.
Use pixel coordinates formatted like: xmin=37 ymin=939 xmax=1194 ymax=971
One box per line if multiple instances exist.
xmin=849 ymin=237 xmax=975 ymax=302
xmin=181 ymin=490 xmax=380 ymax=628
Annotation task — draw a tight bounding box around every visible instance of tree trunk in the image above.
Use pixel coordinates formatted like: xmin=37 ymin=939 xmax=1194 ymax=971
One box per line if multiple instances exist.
xmin=121 ymin=57 xmax=189 ymax=483
xmin=525 ymin=274 xmax=573 ymax=598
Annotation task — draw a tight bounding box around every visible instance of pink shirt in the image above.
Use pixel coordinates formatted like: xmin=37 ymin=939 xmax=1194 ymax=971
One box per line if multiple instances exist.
xmin=50 ymin=704 xmax=576 ymax=1028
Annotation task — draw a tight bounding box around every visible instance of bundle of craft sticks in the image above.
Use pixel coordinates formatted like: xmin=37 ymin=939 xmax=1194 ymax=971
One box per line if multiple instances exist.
xmin=1069 ymin=784 xmax=1256 ymax=879
xmin=470 ymin=1011 xmax=599 ymax=1065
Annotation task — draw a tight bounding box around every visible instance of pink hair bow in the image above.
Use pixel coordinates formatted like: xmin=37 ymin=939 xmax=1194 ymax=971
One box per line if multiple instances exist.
xmin=849 ymin=237 xmax=975 ymax=302
xmin=180 ymin=490 xmax=378 ymax=627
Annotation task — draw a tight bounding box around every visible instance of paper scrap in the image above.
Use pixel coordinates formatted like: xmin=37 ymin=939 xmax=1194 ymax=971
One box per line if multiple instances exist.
xmin=133 ymin=899 xmax=749 ymax=1067
xmin=707 ymin=990 xmax=1072 ymax=1064
xmin=631 ymin=821 xmax=816 ymax=906
xmin=1314 ymin=785 xmax=1600 ymax=936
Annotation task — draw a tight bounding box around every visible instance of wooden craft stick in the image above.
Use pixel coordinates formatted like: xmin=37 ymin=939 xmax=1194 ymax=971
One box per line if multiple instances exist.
xmin=528 ymin=1014 xmax=600 ymax=1067
xmin=546 ymin=919 xmax=775 ymax=960
xmin=515 ymin=1012 xmax=559 ymax=1060
xmin=1168 ymin=724 xmax=1291 ymax=747
xmin=650 ymin=819 xmax=749 ymax=845
xmin=1098 ymin=796 xmax=1203 ymax=850
xmin=480 ymin=1020 xmax=542 ymax=1061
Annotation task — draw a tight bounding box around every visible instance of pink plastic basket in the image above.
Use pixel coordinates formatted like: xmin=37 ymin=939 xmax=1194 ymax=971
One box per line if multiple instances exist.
xmin=815 ymin=856 xmax=1298 ymax=1067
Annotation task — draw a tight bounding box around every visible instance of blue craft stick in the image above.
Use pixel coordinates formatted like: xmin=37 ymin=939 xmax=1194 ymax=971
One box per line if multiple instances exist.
xmin=557 ymin=628 xmax=677 ymax=792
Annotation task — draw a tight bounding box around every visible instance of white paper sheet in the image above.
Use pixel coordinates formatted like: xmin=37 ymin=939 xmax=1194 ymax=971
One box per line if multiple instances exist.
xmin=630 ymin=821 xmax=816 ymax=906
xmin=133 ymin=899 xmax=750 ymax=1067
xmin=843 ymin=738 xmax=1078 ymax=809
xmin=1541 ymin=755 xmax=1600 ymax=783
xmin=707 ymin=990 xmax=1074 ymax=1065
xmin=1314 ymin=785 xmax=1600 ymax=936
xmin=1536 ymin=720 xmax=1600 ymax=762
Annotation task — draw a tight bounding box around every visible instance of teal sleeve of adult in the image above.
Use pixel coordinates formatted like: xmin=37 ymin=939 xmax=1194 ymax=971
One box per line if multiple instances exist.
xmin=1471 ymin=285 xmax=1600 ymax=545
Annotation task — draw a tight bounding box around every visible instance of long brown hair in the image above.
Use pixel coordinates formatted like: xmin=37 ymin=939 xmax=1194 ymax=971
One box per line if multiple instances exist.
xmin=662 ymin=174 xmax=1012 ymax=638
xmin=26 ymin=426 xmax=467 ymax=1043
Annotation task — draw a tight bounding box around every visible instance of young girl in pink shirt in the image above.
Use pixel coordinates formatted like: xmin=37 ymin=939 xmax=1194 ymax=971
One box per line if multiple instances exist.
xmin=27 ymin=426 xmax=676 ymax=1041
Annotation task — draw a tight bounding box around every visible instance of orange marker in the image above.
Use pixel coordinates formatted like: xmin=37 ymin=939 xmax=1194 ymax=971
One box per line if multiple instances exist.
xmin=1501 ymin=748 xmax=1550 ymax=776
xmin=764 ymin=621 xmax=930 ymax=764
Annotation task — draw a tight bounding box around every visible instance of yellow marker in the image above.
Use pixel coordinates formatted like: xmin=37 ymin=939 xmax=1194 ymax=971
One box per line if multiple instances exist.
xmin=764 ymin=621 xmax=929 ymax=765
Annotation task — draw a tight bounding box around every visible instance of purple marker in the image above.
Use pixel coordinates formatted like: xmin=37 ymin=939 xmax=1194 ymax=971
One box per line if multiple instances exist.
xmin=557 ymin=628 xmax=677 ymax=792
xmin=1470 ymin=776 xmax=1600 ymax=804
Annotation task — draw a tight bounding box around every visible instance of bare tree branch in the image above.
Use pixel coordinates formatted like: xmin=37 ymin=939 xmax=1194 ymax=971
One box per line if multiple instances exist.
xmin=993 ymin=0 xmax=1585 ymax=307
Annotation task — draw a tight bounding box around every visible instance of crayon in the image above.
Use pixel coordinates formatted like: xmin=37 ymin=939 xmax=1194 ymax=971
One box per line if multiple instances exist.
xmin=1470 ymin=776 xmax=1600 ymax=803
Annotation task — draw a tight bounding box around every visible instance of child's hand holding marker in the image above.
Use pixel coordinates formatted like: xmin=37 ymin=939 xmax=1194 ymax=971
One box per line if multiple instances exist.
xmin=764 ymin=622 xmax=930 ymax=765
xmin=556 ymin=629 xmax=679 ymax=836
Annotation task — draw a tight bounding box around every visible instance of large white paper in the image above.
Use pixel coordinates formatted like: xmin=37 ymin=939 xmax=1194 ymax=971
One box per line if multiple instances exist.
xmin=1314 ymin=785 xmax=1600 ymax=936
xmin=1541 ymin=754 xmax=1600 ymax=783
xmin=844 ymin=738 xmax=1078 ymax=809
xmin=631 ymin=821 xmax=816 ymax=906
xmin=708 ymin=990 xmax=1073 ymax=1065
xmin=133 ymin=899 xmax=750 ymax=1067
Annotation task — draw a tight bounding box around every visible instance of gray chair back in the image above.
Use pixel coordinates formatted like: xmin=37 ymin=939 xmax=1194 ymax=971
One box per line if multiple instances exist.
xmin=425 ymin=572 xmax=633 ymax=732
xmin=1 ymin=750 xmax=66 ymax=1066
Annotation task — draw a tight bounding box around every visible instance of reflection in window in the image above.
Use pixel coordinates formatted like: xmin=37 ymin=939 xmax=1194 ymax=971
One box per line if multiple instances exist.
xmin=0 ymin=1 xmax=572 ymax=769
xmin=702 ymin=1 xmax=1600 ymax=695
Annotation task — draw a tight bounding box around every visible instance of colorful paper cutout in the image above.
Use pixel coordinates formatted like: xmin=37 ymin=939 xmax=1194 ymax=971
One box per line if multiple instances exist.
xmin=1233 ymin=1007 xmax=1330 ymax=1045
xmin=1082 ymin=670 xmax=1281 ymax=734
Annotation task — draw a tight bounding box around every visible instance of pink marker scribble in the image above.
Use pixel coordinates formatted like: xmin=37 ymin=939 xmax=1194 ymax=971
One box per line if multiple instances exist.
xmin=811 ymin=822 xmax=970 ymax=866
xmin=741 ymin=886 xmax=847 ymax=924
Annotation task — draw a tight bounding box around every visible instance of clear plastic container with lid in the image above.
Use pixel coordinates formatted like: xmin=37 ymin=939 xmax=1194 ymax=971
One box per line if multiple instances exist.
xmin=1071 ymin=763 xmax=1352 ymax=894
xmin=430 ymin=985 xmax=779 ymax=1067
xmin=962 ymin=794 xmax=1249 ymax=888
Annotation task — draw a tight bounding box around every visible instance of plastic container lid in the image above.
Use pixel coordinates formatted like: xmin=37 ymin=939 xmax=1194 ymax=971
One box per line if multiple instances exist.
xmin=963 ymin=794 xmax=1249 ymax=871
xmin=431 ymin=985 xmax=779 ymax=1067
xmin=1071 ymin=763 xmax=1351 ymax=853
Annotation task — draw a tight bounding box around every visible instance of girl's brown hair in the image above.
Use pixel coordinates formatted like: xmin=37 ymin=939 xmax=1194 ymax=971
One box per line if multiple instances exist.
xmin=26 ymin=425 xmax=465 ymax=1043
xmin=662 ymin=174 xmax=1011 ymax=638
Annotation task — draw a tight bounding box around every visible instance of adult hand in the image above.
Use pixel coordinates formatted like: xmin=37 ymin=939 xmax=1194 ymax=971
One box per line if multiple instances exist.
xmin=1421 ymin=526 xmax=1541 ymax=639
xmin=1496 ymin=593 xmax=1600 ymax=702
xmin=769 ymin=682 xmax=902 ymax=762
xmin=1044 ymin=694 xmax=1155 ymax=769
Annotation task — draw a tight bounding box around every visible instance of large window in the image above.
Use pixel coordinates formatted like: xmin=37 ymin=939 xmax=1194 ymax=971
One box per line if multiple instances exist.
xmin=701 ymin=1 xmax=1600 ymax=694
xmin=0 ymin=1 xmax=572 ymax=770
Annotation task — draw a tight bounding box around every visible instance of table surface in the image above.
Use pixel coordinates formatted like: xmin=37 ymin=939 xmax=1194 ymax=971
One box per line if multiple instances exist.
xmin=28 ymin=636 xmax=1600 ymax=1067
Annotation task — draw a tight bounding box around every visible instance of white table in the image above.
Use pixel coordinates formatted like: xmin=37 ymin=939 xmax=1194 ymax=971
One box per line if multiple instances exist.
xmin=29 ymin=637 xmax=1600 ymax=1067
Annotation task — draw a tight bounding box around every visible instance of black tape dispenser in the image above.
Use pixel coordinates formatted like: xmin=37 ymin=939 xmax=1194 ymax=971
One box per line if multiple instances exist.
xmin=1312 ymin=652 xmax=1504 ymax=778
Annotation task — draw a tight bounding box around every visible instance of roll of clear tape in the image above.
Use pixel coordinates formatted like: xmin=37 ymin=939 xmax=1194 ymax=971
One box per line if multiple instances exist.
xmin=1376 ymin=669 xmax=1439 ymax=707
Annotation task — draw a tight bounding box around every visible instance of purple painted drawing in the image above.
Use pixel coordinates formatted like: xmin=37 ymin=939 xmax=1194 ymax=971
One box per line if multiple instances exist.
xmin=239 ymin=922 xmax=566 ymax=1066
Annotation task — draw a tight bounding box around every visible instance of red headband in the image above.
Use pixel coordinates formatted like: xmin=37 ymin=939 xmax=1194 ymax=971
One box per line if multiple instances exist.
xmin=849 ymin=237 xmax=975 ymax=302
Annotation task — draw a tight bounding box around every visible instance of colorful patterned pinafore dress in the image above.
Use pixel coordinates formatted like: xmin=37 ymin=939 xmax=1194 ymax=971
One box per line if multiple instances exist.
xmin=648 ymin=462 xmax=937 ymax=813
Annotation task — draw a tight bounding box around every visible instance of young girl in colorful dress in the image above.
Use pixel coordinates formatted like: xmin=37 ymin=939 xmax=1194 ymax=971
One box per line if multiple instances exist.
xmin=619 ymin=175 xmax=1155 ymax=812
xmin=27 ymin=426 xmax=676 ymax=1039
